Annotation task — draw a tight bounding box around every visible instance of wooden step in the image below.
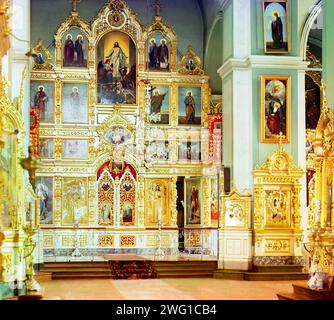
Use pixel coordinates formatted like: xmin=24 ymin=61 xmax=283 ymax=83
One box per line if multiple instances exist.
xmin=213 ymin=270 xmax=308 ymax=281
xmin=244 ymin=272 xmax=309 ymax=281
xmin=35 ymin=271 xmax=52 ymax=282
xmin=276 ymin=293 xmax=300 ymax=300
xmin=292 ymin=284 xmax=334 ymax=300
xmin=52 ymin=273 xmax=112 ymax=279
xmin=213 ymin=270 xmax=245 ymax=280
xmin=253 ymin=265 xmax=304 ymax=273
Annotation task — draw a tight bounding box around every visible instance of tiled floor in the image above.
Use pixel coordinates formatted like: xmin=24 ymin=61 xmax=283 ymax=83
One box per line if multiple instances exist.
xmin=39 ymin=278 xmax=306 ymax=300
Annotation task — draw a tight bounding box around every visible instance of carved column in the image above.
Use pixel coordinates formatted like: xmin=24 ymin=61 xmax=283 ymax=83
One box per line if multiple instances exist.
xmin=170 ymin=82 xmax=178 ymax=127
xmin=136 ymin=176 xmax=145 ymax=227
xmin=170 ymin=177 xmax=178 ymax=227
xmin=88 ymin=176 xmax=96 ymax=226
xmin=88 ymin=78 xmax=96 ymax=125
xmin=202 ymin=177 xmax=210 ymax=227
xmin=54 ymin=177 xmax=62 ymax=225
xmin=55 ymin=39 xmax=62 ymax=67
xmin=55 ymin=78 xmax=62 ymax=125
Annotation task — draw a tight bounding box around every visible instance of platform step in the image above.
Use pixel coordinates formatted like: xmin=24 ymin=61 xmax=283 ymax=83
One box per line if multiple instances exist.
xmin=244 ymin=272 xmax=309 ymax=281
xmin=253 ymin=265 xmax=304 ymax=273
xmin=276 ymin=293 xmax=300 ymax=300
xmin=213 ymin=270 xmax=309 ymax=281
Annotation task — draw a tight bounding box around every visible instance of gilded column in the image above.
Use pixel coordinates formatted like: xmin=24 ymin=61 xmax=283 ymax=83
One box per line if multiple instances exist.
xmin=55 ymin=77 xmax=62 ymax=125
xmin=55 ymin=39 xmax=62 ymax=67
xmin=170 ymin=177 xmax=178 ymax=227
xmin=54 ymin=177 xmax=62 ymax=225
xmin=137 ymin=176 xmax=145 ymax=227
xmin=202 ymin=177 xmax=210 ymax=227
xmin=170 ymin=82 xmax=178 ymax=127
xmin=88 ymin=176 xmax=96 ymax=226
xmin=202 ymin=82 xmax=210 ymax=127
xmin=88 ymin=41 xmax=95 ymax=69
xmin=88 ymin=78 xmax=96 ymax=125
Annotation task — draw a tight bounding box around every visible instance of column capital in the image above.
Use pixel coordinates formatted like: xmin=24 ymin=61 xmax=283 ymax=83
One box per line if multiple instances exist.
xmin=218 ymin=55 xmax=310 ymax=79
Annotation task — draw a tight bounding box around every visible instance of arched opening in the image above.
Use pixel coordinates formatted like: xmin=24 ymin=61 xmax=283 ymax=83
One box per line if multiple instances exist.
xmin=204 ymin=16 xmax=222 ymax=95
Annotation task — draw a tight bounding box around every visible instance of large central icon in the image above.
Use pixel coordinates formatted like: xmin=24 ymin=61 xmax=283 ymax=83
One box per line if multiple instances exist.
xmin=97 ymin=31 xmax=136 ymax=105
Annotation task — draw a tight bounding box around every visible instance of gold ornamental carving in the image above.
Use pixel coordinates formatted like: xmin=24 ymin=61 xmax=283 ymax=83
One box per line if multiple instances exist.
xmin=253 ymin=134 xmax=304 ymax=259
xmin=120 ymin=235 xmax=136 ymax=247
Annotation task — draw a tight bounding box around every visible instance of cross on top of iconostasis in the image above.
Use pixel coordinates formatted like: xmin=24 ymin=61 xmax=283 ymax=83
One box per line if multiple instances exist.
xmin=70 ymin=0 xmax=81 ymax=13
xmin=152 ymin=0 xmax=162 ymax=17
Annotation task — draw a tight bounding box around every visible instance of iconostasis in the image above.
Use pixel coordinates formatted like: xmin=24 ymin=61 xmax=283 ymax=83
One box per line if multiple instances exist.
xmin=29 ymin=0 xmax=221 ymax=259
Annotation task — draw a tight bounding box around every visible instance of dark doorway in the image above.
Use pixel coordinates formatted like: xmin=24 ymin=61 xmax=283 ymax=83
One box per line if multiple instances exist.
xmin=176 ymin=177 xmax=185 ymax=252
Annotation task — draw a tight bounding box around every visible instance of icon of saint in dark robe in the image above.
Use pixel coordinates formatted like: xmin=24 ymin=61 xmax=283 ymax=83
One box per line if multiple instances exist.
xmin=271 ymin=12 xmax=283 ymax=49
xmin=75 ymin=35 xmax=85 ymax=67
xmin=123 ymin=203 xmax=133 ymax=223
xmin=149 ymin=38 xmax=159 ymax=69
xmin=190 ymin=186 xmax=200 ymax=224
xmin=159 ymin=39 xmax=169 ymax=69
xmin=184 ymin=91 xmax=196 ymax=124
xmin=64 ymin=34 xmax=75 ymax=66
xmin=151 ymin=89 xmax=166 ymax=114
xmin=34 ymin=86 xmax=48 ymax=120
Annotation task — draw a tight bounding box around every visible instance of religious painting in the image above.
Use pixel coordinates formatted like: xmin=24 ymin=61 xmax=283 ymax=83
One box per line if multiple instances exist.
xmin=120 ymin=171 xmax=136 ymax=226
xmin=145 ymin=179 xmax=170 ymax=226
xmin=62 ymin=139 xmax=89 ymax=159
xmin=146 ymin=31 xmax=170 ymax=71
xmin=185 ymin=178 xmax=201 ymax=226
xmin=33 ymin=51 xmax=46 ymax=66
xmin=39 ymin=139 xmax=54 ymax=159
xmin=98 ymin=170 xmax=114 ymax=226
xmin=305 ymin=74 xmax=321 ymax=130
xmin=97 ymin=31 xmax=136 ymax=105
xmin=178 ymin=86 xmax=202 ymax=125
xmin=110 ymin=161 xmax=124 ymax=174
xmin=145 ymin=140 xmax=169 ymax=163
xmin=62 ymin=83 xmax=88 ymax=123
xmin=178 ymin=140 xmax=201 ymax=161
xmin=149 ymin=85 xmax=170 ymax=125
xmin=260 ymin=76 xmax=290 ymax=143
xmin=210 ymin=177 xmax=219 ymax=227
xmin=263 ymin=0 xmax=289 ymax=54
xmin=62 ymin=178 xmax=88 ymax=226
xmin=62 ymin=27 xmax=87 ymax=67
xmin=35 ymin=177 xmax=53 ymax=225
xmin=30 ymin=81 xmax=54 ymax=122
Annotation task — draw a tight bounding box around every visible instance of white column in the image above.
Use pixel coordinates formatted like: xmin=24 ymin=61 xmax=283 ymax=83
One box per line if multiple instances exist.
xmin=9 ymin=0 xmax=30 ymax=153
xmin=217 ymin=0 xmax=253 ymax=270
xmin=219 ymin=0 xmax=253 ymax=193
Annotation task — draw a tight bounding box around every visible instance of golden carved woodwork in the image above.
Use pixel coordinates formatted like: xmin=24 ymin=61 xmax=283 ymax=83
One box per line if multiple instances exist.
xmin=178 ymin=45 xmax=204 ymax=76
xmin=0 ymin=0 xmax=10 ymax=59
xmin=98 ymin=235 xmax=114 ymax=247
xmin=98 ymin=170 xmax=114 ymax=226
xmin=307 ymin=81 xmax=334 ymax=276
xmin=253 ymin=136 xmax=304 ymax=258
xmin=221 ymin=186 xmax=251 ymax=229
xmin=120 ymin=235 xmax=135 ymax=247
xmin=120 ymin=170 xmax=136 ymax=226
xmin=27 ymin=39 xmax=53 ymax=70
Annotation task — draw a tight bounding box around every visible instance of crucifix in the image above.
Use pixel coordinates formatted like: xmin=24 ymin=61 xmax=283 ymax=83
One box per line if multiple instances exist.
xmin=70 ymin=0 xmax=81 ymax=13
xmin=152 ymin=0 xmax=162 ymax=17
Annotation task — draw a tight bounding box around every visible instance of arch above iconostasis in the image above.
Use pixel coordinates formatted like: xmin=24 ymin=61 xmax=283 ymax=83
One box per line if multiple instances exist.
xmin=142 ymin=15 xmax=178 ymax=73
xmin=54 ymin=13 xmax=92 ymax=68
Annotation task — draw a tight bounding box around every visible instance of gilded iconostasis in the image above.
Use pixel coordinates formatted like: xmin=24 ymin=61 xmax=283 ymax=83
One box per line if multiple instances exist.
xmin=27 ymin=0 xmax=222 ymax=259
